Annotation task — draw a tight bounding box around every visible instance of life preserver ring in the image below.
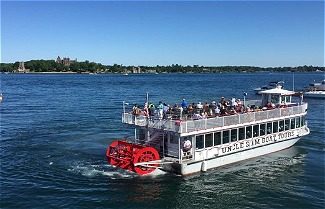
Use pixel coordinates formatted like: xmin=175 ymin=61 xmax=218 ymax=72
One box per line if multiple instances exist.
xmin=183 ymin=140 xmax=192 ymax=152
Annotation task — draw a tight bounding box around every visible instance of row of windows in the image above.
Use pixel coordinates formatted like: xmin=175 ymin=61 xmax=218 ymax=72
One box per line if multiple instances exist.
xmin=195 ymin=116 xmax=305 ymax=149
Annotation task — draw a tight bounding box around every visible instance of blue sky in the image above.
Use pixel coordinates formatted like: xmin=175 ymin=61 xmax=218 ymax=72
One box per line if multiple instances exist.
xmin=1 ymin=1 xmax=324 ymax=67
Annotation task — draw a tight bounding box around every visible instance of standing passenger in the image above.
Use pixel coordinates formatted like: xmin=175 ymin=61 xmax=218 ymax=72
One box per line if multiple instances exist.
xmin=181 ymin=99 xmax=188 ymax=109
xmin=157 ymin=101 xmax=164 ymax=119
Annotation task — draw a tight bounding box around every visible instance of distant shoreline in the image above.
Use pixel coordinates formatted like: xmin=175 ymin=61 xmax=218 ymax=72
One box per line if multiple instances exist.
xmin=2 ymin=70 xmax=324 ymax=75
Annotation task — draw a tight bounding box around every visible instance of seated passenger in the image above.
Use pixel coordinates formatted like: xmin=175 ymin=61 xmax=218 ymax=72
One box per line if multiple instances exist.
xmin=220 ymin=105 xmax=227 ymax=115
xmin=197 ymin=102 xmax=203 ymax=109
xmin=203 ymin=102 xmax=209 ymax=114
xmin=215 ymin=105 xmax=220 ymax=115
xmin=231 ymin=98 xmax=238 ymax=107
xmin=229 ymin=107 xmax=237 ymax=115
xmin=192 ymin=113 xmax=203 ymax=120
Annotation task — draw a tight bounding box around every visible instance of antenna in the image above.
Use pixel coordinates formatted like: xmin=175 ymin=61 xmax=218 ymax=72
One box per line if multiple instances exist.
xmin=292 ymin=72 xmax=295 ymax=91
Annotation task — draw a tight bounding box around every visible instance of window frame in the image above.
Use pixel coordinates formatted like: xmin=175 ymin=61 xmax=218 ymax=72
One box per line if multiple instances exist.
xmin=223 ymin=130 xmax=230 ymax=144
xmin=205 ymin=133 xmax=213 ymax=148
xmin=214 ymin=132 xmax=222 ymax=146
xmin=260 ymin=123 xmax=266 ymax=136
xmin=246 ymin=126 xmax=252 ymax=139
xmin=195 ymin=135 xmax=204 ymax=150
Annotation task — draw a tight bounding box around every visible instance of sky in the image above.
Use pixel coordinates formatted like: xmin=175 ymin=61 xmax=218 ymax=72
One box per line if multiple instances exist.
xmin=1 ymin=1 xmax=324 ymax=67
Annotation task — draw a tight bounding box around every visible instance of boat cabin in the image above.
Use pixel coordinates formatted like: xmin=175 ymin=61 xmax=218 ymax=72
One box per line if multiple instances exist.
xmin=260 ymin=86 xmax=296 ymax=107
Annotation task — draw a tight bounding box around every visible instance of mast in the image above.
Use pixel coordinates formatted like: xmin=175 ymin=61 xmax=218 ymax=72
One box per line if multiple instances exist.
xmin=292 ymin=72 xmax=295 ymax=91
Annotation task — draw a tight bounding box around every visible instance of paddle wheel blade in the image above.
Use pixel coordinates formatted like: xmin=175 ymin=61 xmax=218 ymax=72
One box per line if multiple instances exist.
xmin=106 ymin=140 xmax=160 ymax=175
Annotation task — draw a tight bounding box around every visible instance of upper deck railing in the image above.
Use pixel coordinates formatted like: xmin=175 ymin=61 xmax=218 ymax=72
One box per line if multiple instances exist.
xmin=122 ymin=103 xmax=308 ymax=134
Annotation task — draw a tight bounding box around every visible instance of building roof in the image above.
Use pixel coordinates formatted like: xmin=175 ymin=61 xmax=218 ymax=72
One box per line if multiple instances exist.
xmin=260 ymin=87 xmax=295 ymax=95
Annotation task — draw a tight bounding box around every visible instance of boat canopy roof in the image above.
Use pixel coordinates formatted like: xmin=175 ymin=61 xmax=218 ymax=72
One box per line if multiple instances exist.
xmin=260 ymin=87 xmax=295 ymax=95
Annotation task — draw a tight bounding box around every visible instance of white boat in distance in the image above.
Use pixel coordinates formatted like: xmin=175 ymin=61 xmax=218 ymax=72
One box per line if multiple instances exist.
xmin=254 ymin=81 xmax=285 ymax=94
xmin=303 ymin=80 xmax=325 ymax=99
xmin=106 ymin=87 xmax=309 ymax=176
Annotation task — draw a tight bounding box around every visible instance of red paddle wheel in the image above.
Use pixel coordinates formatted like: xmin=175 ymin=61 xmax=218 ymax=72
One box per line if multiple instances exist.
xmin=106 ymin=140 xmax=160 ymax=175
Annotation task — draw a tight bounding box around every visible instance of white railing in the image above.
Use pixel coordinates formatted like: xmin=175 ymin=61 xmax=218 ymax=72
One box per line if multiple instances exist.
xmin=122 ymin=103 xmax=308 ymax=134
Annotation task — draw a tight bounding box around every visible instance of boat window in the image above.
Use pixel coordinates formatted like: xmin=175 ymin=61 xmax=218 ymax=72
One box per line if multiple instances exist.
xmin=239 ymin=127 xmax=245 ymax=140
xmin=267 ymin=123 xmax=272 ymax=134
xmin=271 ymin=95 xmax=279 ymax=104
xmin=205 ymin=133 xmax=213 ymax=148
xmin=253 ymin=125 xmax=259 ymax=137
xmin=260 ymin=124 xmax=266 ymax=136
xmin=296 ymin=117 xmax=301 ymax=128
xmin=285 ymin=96 xmax=291 ymax=103
xmin=285 ymin=119 xmax=290 ymax=130
xmin=246 ymin=126 xmax=252 ymax=139
xmin=281 ymin=95 xmax=285 ymax=103
xmin=273 ymin=121 xmax=278 ymax=133
xmin=223 ymin=130 xmax=230 ymax=144
xmin=231 ymin=129 xmax=238 ymax=142
xmin=301 ymin=116 xmax=305 ymax=126
xmin=137 ymin=128 xmax=146 ymax=141
xmin=279 ymin=120 xmax=284 ymax=132
xmin=170 ymin=134 xmax=178 ymax=144
xmin=290 ymin=118 xmax=295 ymax=129
xmin=196 ymin=135 xmax=204 ymax=149
xmin=214 ymin=132 xmax=222 ymax=145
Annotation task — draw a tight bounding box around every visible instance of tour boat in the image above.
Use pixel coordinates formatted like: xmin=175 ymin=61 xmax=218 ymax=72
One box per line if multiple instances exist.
xmin=106 ymin=87 xmax=310 ymax=176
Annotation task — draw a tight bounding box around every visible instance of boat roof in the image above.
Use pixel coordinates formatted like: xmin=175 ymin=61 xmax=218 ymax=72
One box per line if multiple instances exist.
xmin=260 ymin=87 xmax=295 ymax=95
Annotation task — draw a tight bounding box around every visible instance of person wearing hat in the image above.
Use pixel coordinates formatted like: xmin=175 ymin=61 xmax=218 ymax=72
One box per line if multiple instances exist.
xmin=197 ymin=102 xmax=203 ymax=109
xmin=181 ymin=98 xmax=188 ymax=109
xmin=219 ymin=97 xmax=226 ymax=106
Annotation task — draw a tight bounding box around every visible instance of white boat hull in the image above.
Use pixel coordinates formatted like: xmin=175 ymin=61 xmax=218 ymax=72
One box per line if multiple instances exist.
xmin=304 ymin=91 xmax=325 ymax=98
xmin=163 ymin=127 xmax=309 ymax=175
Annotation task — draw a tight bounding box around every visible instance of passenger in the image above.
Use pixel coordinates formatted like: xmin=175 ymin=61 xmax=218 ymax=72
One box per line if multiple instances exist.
xmin=143 ymin=102 xmax=149 ymax=116
xmin=219 ymin=97 xmax=226 ymax=106
xmin=266 ymin=102 xmax=273 ymax=109
xmin=231 ymin=98 xmax=238 ymax=107
xmin=229 ymin=107 xmax=237 ymax=115
xmin=203 ymin=102 xmax=209 ymax=114
xmin=148 ymin=103 xmax=155 ymax=116
xmin=210 ymin=101 xmax=216 ymax=115
xmin=220 ymin=105 xmax=227 ymax=116
xmin=132 ymin=104 xmax=138 ymax=115
xmin=157 ymin=101 xmax=164 ymax=119
xmin=197 ymin=102 xmax=203 ymax=109
xmin=299 ymin=94 xmax=303 ymax=105
xmin=237 ymin=99 xmax=242 ymax=106
xmin=163 ymin=103 xmax=169 ymax=119
xmin=215 ymin=105 xmax=220 ymax=116
xmin=134 ymin=105 xmax=141 ymax=116
xmin=192 ymin=113 xmax=203 ymax=120
xmin=181 ymin=99 xmax=188 ymax=109
xmin=188 ymin=104 xmax=194 ymax=116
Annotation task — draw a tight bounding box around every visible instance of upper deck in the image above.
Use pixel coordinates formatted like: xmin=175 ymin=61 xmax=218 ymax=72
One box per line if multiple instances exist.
xmin=122 ymin=102 xmax=308 ymax=134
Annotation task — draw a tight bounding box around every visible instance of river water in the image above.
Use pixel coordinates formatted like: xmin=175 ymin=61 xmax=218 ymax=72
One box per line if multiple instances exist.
xmin=1 ymin=72 xmax=324 ymax=209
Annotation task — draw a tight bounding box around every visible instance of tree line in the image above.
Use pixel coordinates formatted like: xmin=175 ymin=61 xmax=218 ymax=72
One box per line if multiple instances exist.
xmin=0 ymin=60 xmax=324 ymax=73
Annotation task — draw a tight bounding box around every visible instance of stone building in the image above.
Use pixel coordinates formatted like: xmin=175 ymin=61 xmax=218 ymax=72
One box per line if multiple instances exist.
xmin=56 ymin=56 xmax=77 ymax=66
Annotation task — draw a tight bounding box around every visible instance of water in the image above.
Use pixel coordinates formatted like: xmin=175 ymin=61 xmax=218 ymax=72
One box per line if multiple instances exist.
xmin=1 ymin=73 xmax=324 ymax=209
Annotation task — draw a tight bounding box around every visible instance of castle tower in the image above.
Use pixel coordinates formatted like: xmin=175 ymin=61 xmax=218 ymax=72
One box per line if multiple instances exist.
xmin=17 ymin=62 xmax=25 ymax=72
xmin=56 ymin=56 xmax=62 ymax=64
